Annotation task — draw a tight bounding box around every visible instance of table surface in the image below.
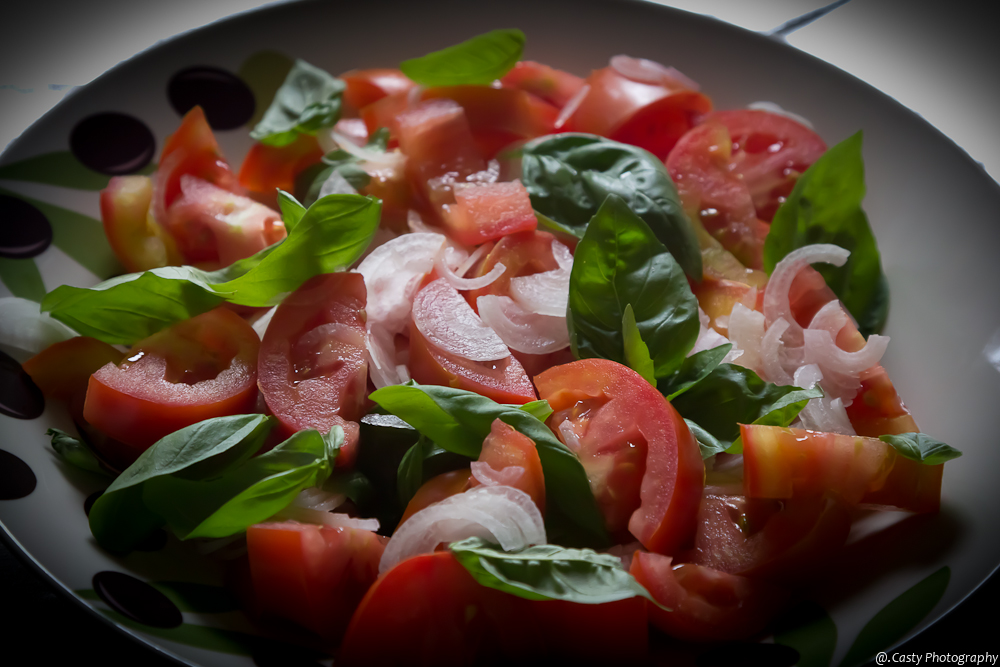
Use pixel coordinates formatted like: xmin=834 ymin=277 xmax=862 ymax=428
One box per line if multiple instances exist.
xmin=2 ymin=0 xmax=998 ymax=664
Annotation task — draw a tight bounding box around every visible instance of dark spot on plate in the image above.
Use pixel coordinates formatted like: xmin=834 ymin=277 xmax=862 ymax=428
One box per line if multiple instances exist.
xmin=696 ymin=642 xmax=799 ymax=667
xmin=93 ymin=571 xmax=182 ymax=628
xmin=252 ymin=642 xmax=327 ymax=667
xmin=0 ymin=449 xmax=37 ymax=500
xmin=168 ymin=66 xmax=255 ymax=130
xmin=70 ymin=112 xmax=155 ymax=175
xmin=134 ymin=528 xmax=168 ymax=552
xmin=0 ymin=350 xmax=44 ymax=420
xmin=0 ymin=195 xmax=52 ymax=259
xmin=84 ymin=490 xmax=102 ymax=517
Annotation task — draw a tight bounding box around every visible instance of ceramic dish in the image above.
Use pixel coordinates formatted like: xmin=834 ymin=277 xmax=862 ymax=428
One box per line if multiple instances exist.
xmin=1 ymin=0 xmax=999 ymax=665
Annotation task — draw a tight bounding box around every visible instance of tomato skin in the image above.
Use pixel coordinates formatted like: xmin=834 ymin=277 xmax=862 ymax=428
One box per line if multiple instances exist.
xmin=469 ymin=418 xmax=546 ymax=513
xmin=258 ymin=272 xmax=368 ymax=468
xmin=23 ymin=336 xmax=125 ymax=402
xmin=397 ymin=469 xmax=473 ymax=529
xmin=861 ymin=456 xmax=942 ymax=514
xmin=536 ymin=359 xmax=704 ymax=553
xmin=407 ymin=319 xmax=537 ymax=405
xmin=83 ymin=308 xmax=260 ymax=454
xmin=100 ymin=175 xmax=183 ymax=272
xmin=445 ymin=181 xmax=538 ymax=246
xmin=341 ymin=68 xmax=415 ymax=114
xmin=630 ymin=551 xmax=788 ymax=642
xmin=237 ymin=134 xmax=324 ymax=206
xmin=500 ymin=60 xmax=586 ymax=108
xmin=246 ymin=520 xmax=387 ymax=642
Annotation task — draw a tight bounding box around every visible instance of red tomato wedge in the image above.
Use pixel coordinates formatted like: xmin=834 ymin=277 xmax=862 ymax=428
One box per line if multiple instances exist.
xmin=680 ymin=494 xmax=851 ymax=583
xmin=630 ymin=551 xmax=788 ymax=642
xmin=340 ymin=68 xmax=416 ymax=114
xmin=444 ymin=181 xmax=538 ymax=246
xmin=536 ymin=359 xmax=704 ymax=553
xmin=258 ymin=272 xmax=368 ymax=467
xmin=468 ymin=418 xmax=546 ymax=513
xmin=237 ymin=134 xmax=324 ymax=206
xmin=500 ymin=60 xmax=586 ymax=108
xmin=246 ymin=521 xmax=387 ymax=642
xmin=23 ymin=336 xmax=125 ymax=402
xmin=100 ymin=175 xmax=183 ymax=272
xmin=566 ymin=65 xmax=711 ymax=159
xmin=397 ymin=469 xmax=474 ymax=529
xmin=83 ymin=307 xmax=260 ymax=454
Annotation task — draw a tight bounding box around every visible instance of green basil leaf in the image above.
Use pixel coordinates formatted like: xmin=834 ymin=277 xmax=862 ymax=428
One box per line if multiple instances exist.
xmin=47 ymin=428 xmax=114 ymax=477
xmin=657 ymin=344 xmax=732 ymax=401
xmin=400 ymin=29 xmax=525 ymax=87
xmin=88 ymin=414 xmax=275 ymax=551
xmin=250 ymin=59 xmax=346 ymax=147
xmin=142 ymin=427 xmax=342 ymax=539
xmin=764 ymin=131 xmax=888 ymax=337
xmin=670 ymin=364 xmax=822 ymax=452
xmin=879 ymin=433 xmax=962 ymax=466
xmin=685 ymin=419 xmax=727 ymax=460
xmin=396 ymin=435 xmax=471 ymax=508
xmin=449 ymin=537 xmax=660 ymax=607
xmin=568 ymin=195 xmax=700 ymax=376
xmin=42 ymin=194 xmax=380 ymax=344
xmin=295 ymin=129 xmax=391 ymax=206
xmin=517 ymin=399 xmax=554 ymax=423
xmin=323 ymin=470 xmax=376 ymax=509
xmin=622 ymin=304 xmax=655 ymax=384
xmin=370 ymin=382 xmax=609 ymax=547
xmin=276 ymin=190 xmax=306 ymax=232
xmin=521 ymin=133 xmax=701 ymax=279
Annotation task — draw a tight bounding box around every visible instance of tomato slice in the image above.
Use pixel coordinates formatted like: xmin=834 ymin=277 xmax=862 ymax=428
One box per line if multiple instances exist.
xmin=630 ymin=551 xmax=788 ymax=642
xmin=407 ymin=319 xmax=537 ymax=405
xmin=23 ymin=336 xmax=125 ymax=402
xmin=536 ymin=359 xmax=704 ymax=553
xmin=246 ymin=520 xmax=386 ymax=642
xmin=258 ymin=272 xmax=368 ymax=468
xmin=444 ymin=181 xmax=538 ymax=246
xmin=237 ymin=134 xmax=324 ymax=206
xmin=100 ymin=175 xmax=183 ymax=272
xmin=469 ymin=418 xmax=546 ymax=513
xmin=500 ymin=60 xmax=586 ymax=108
xmin=340 ymin=68 xmax=416 ymax=115
xmin=690 ymin=275 xmax=762 ymax=338
xmin=566 ymin=65 xmax=711 ymax=159
xmin=83 ymin=307 xmax=260 ymax=455
xmin=397 ymin=469 xmax=474 ymax=529
xmin=466 ymin=230 xmax=562 ymax=311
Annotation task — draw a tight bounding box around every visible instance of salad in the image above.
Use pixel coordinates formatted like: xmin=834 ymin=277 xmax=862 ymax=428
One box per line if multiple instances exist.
xmin=2 ymin=27 xmax=963 ymax=665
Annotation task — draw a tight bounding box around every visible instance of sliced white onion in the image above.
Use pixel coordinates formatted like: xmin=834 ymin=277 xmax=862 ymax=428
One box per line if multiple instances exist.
xmin=378 ymin=485 xmax=546 ymax=576
xmin=763 ymin=244 xmax=850 ymax=346
xmin=760 ymin=317 xmax=795 ymax=385
xmin=689 ymin=307 xmax=735 ymax=358
xmin=0 ymin=297 xmax=79 ymax=361
xmin=792 ymin=365 xmax=856 ymax=435
xmin=558 ymin=420 xmax=583 ymax=453
xmin=471 ymin=461 xmax=526 ymax=488
xmin=476 ymin=295 xmax=569 ymax=354
xmin=413 ymin=278 xmax=510 ymax=361
xmin=748 ymin=101 xmax=815 ymax=129
xmin=366 ymin=323 xmax=402 ymax=389
xmin=610 ymin=55 xmax=700 ymax=91
xmin=291 ymin=486 xmax=348 ymax=512
xmin=357 ymin=232 xmax=445 ymax=335
xmin=508 ymin=241 xmax=573 ymax=317
xmin=434 ymin=242 xmax=505 ymax=291
xmin=251 ymin=306 xmax=277 ymax=341
xmin=330 ymin=129 xmax=407 ymax=168
xmin=807 ymin=299 xmax=849 ymax=337
xmin=727 ymin=303 xmax=766 ymax=374
xmin=551 ymin=239 xmax=574 ymax=271
xmin=555 ymin=83 xmax=590 ymax=130
xmin=318 ymin=169 xmax=358 ymax=197
xmin=802 ymin=329 xmax=889 ymax=377
xmin=277 ymin=505 xmax=381 ymax=532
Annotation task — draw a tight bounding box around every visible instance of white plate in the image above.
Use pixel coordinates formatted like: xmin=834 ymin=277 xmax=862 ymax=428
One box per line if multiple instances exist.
xmin=1 ymin=0 xmax=998 ymax=665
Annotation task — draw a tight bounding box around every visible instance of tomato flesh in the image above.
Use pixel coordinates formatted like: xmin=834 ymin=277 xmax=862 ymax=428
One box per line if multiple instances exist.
xmin=237 ymin=134 xmax=324 ymax=206
xmin=397 ymin=469 xmax=474 ymax=529
xmin=83 ymin=307 xmax=260 ymax=454
xmin=246 ymin=520 xmax=387 ymax=641
xmin=100 ymin=175 xmax=183 ymax=272
xmin=500 ymin=60 xmax=586 ymax=108
xmin=445 ymin=181 xmax=538 ymax=246
xmin=536 ymin=359 xmax=704 ymax=553
xmin=341 ymin=68 xmax=416 ymax=114
xmin=469 ymin=418 xmax=546 ymax=513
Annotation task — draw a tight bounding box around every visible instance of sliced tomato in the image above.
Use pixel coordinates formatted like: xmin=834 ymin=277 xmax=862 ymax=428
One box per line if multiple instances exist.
xmin=237 ymin=134 xmax=324 ymax=206
xmin=360 ymin=90 xmax=410 ymax=142
xmin=466 ymin=230 xmax=561 ymax=310
xmin=680 ymin=493 xmax=851 ymax=583
xmin=340 ymin=68 xmax=416 ymax=115
xmin=23 ymin=336 xmax=125 ymax=402
xmin=741 ymin=424 xmax=896 ymax=505
xmin=500 ymin=60 xmax=586 ymax=108
xmin=861 ymin=455 xmax=942 ymax=514
xmin=566 ymin=65 xmax=711 ymax=159
xmin=258 ymin=272 xmax=368 ymax=468
xmin=100 ymin=175 xmax=183 ymax=272
xmin=444 ymin=181 xmax=538 ymax=246
xmin=165 ymin=176 xmax=286 ymax=267
xmin=469 ymin=418 xmax=546 ymax=513
xmin=690 ymin=275 xmax=762 ymax=338
xmin=83 ymin=307 xmax=260 ymax=455
xmin=407 ymin=319 xmax=537 ymax=405
xmin=630 ymin=551 xmax=788 ymax=642
xmin=246 ymin=520 xmax=387 ymax=641
xmin=397 ymin=469 xmax=474 ymax=529
xmin=536 ymin=359 xmax=704 ymax=553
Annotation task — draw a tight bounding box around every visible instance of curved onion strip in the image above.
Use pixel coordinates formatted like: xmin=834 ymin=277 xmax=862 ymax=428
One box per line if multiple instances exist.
xmin=551 ymin=239 xmax=574 ymax=271
xmin=278 ymin=505 xmax=381 ymax=532
xmin=763 ymin=244 xmax=850 ymax=344
xmin=476 ymin=295 xmax=569 ymax=354
xmin=555 ymin=83 xmax=590 ymax=130
xmin=357 ymin=232 xmax=445 ymax=335
xmin=558 ymin=420 xmax=583 ymax=453
xmin=330 ymin=129 xmax=407 ymax=168
xmin=471 ymin=461 xmax=526 ymax=488
xmin=610 ymin=55 xmax=700 ymax=91
xmin=378 ymin=485 xmax=546 ymax=576
xmin=291 ymin=487 xmax=348 ymax=512
xmin=760 ymin=317 xmax=794 ymax=385
xmin=434 ymin=243 xmax=505 ymax=290
xmin=807 ymin=300 xmax=849 ymax=336
xmin=792 ymin=364 xmax=856 ymax=435
xmin=507 ymin=240 xmax=572 ymax=316
xmin=0 ymin=297 xmax=79 ymax=360
xmin=726 ymin=303 xmax=766 ymax=373
xmin=366 ymin=324 xmax=402 ymax=389
xmin=457 ymin=242 xmax=492 ymax=278
xmin=802 ymin=329 xmax=889 ymax=376
xmin=413 ymin=279 xmax=510 ymax=361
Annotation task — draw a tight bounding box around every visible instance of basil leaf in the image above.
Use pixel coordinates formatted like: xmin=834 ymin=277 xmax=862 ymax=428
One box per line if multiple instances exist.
xmin=879 ymin=433 xmax=962 ymax=466
xmin=323 ymin=470 xmax=376 ymax=509
xmin=517 ymin=399 xmax=554 ymax=423
xmin=296 ymin=130 xmax=390 ymax=206
xmin=534 ymin=208 xmax=582 ymax=240
xmin=449 ymin=537 xmax=660 ymax=607
xmin=370 ymin=382 xmax=609 ymax=547
xmin=622 ymin=304 xmax=655 ymax=384
xmin=521 ymin=133 xmax=701 ymax=279
xmin=685 ymin=420 xmax=727 ymax=460
xmin=764 ymin=132 xmax=888 ymax=337
xmin=670 ymin=364 xmax=822 ymax=452
xmin=250 ymin=59 xmax=346 ymax=147
xmin=396 ymin=435 xmax=471 ymax=507
xmin=400 ymin=29 xmax=525 ymax=87
xmin=42 ymin=194 xmax=381 ymax=344
xmin=47 ymin=428 xmax=113 ymax=477
xmin=276 ymin=190 xmax=306 ymax=232
xmin=88 ymin=414 xmax=275 ymax=551
xmin=657 ymin=344 xmax=732 ymax=401
xmin=568 ymin=195 xmax=700 ymax=376
xmin=142 ymin=427 xmax=342 ymax=539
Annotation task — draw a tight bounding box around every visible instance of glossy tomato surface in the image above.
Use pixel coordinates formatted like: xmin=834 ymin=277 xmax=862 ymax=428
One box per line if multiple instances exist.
xmin=445 ymin=181 xmax=538 ymax=246
xmin=468 ymin=418 xmax=546 ymax=513
xmin=100 ymin=175 xmax=182 ymax=272
xmin=536 ymin=358 xmax=704 ymax=553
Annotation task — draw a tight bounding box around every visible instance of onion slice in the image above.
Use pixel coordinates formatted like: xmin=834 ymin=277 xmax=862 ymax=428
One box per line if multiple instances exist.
xmin=378 ymin=485 xmax=546 ymax=576
xmin=357 ymin=232 xmax=445 ymax=335
xmin=508 ymin=240 xmax=573 ymax=316
xmin=0 ymin=297 xmax=79 ymax=360
xmin=763 ymin=244 xmax=850 ymax=345
xmin=434 ymin=242 xmax=505 ymax=291
xmin=476 ymin=295 xmax=569 ymax=354
xmin=413 ymin=278 xmax=510 ymax=361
